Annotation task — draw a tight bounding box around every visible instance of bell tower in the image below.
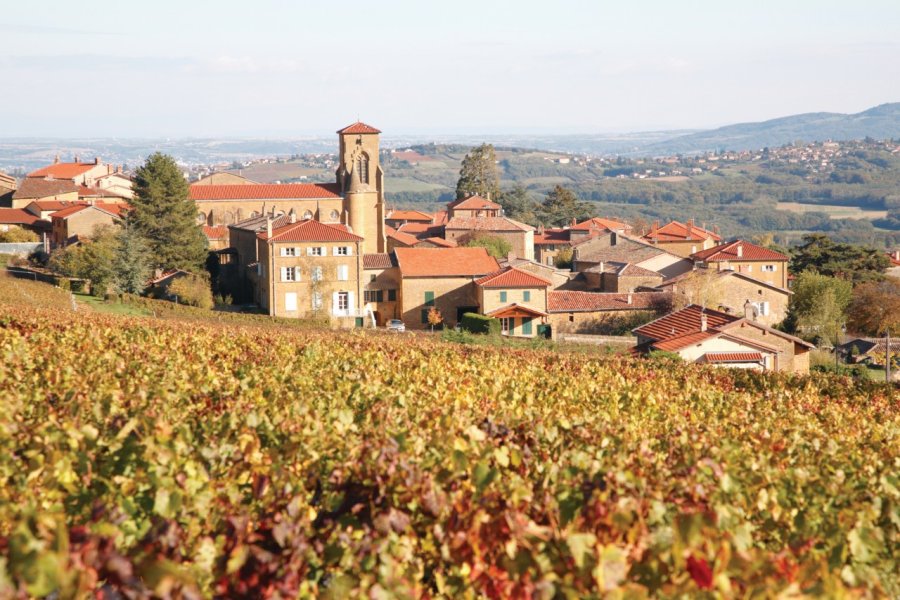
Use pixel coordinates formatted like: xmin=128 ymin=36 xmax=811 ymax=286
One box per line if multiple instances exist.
xmin=336 ymin=121 xmax=386 ymax=254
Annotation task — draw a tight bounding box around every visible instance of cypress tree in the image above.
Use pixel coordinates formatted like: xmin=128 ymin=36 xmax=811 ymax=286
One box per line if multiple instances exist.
xmin=456 ymin=143 xmax=500 ymax=200
xmin=129 ymin=153 xmax=208 ymax=271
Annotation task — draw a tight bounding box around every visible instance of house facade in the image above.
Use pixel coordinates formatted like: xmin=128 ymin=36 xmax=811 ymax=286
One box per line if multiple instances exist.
xmin=690 ymin=240 xmax=790 ymax=289
xmin=475 ymin=267 xmax=552 ymax=337
xmin=642 ymin=219 xmax=722 ymax=257
xmin=50 ymin=203 xmax=124 ymax=246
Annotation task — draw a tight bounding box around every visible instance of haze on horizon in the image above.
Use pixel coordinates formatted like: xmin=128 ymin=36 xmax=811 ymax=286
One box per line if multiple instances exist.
xmin=1 ymin=0 xmax=898 ymax=139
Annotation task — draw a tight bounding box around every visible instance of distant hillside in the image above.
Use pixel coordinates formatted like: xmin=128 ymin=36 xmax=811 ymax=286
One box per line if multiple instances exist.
xmin=645 ymin=103 xmax=900 ymax=155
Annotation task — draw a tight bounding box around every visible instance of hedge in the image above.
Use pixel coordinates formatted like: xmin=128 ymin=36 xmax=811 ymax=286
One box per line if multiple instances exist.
xmin=460 ymin=312 xmax=501 ymax=336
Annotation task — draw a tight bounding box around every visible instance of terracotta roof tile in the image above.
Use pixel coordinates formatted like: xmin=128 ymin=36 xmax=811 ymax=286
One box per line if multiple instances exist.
xmin=445 ymin=216 xmax=534 ymax=232
xmin=363 ymin=253 xmax=396 ymax=269
xmin=422 ymin=236 xmax=456 ymax=248
xmin=451 ymin=195 xmax=502 ymax=210
xmin=387 ymin=210 xmax=434 ymax=222
xmin=189 ymin=183 xmax=341 ymax=201
xmin=202 ymin=225 xmax=228 ymax=239
xmin=230 ymin=214 xmax=293 ymax=232
xmin=12 ymin=178 xmax=78 ymax=200
xmin=396 ymin=222 xmax=446 ymax=239
xmin=27 ymin=162 xmax=98 ymax=179
xmin=571 ymin=217 xmax=632 ymax=232
xmin=387 ymin=228 xmax=422 ymax=246
xmin=548 ymin=291 xmax=670 ymax=312
xmin=534 ymin=228 xmax=571 ymax=245
xmin=486 ymin=303 xmax=549 ymax=318
xmin=475 ymin=267 xmax=552 ymax=288
xmin=337 ymin=121 xmax=382 ymax=134
xmin=691 ymin=240 xmax=789 ymax=262
xmin=0 ymin=208 xmax=42 ymax=225
xmin=634 ymin=304 xmax=737 ymax=340
xmin=394 ymin=247 xmax=499 ymax=277
xmin=258 ymin=219 xmax=363 ymax=243
xmin=644 ymin=220 xmax=722 ymax=242
xmin=51 ymin=203 xmax=125 ymax=219
xmin=703 ymin=351 xmax=764 ymax=363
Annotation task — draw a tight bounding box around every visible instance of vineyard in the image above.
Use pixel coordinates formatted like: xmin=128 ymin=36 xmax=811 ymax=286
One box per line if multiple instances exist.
xmin=0 ymin=284 xmax=897 ymax=596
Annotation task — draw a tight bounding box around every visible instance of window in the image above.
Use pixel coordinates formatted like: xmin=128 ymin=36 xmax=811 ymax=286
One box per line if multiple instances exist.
xmin=523 ymin=290 xmax=531 ymax=302
xmin=280 ymin=266 xmax=300 ymax=282
xmin=330 ymin=209 xmax=340 ymax=221
xmin=284 ymin=292 xmax=297 ymax=311
xmin=421 ymin=309 xmax=430 ymax=324
xmin=499 ymin=291 xmax=507 ymax=303
xmin=334 ymin=246 xmax=351 ymax=256
xmin=370 ymin=274 xmax=377 ymax=282
xmin=312 ymin=266 xmax=323 ymax=281
xmin=364 ymin=290 xmax=384 ymax=303
xmin=280 ymin=247 xmax=297 ymax=257
xmin=387 ymin=289 xmax=397 ymax=301
xmin=753 ymin=301 xmax=770 ymax=317
xmin=547 ymin=257 xmax=554 ymax=266
xmin=337 ymin=264 xmax=349 ymax=281
xmin=500 ymin=317 xmax=512 ymax=334
xmin=337 ymin=292 xmax=350 ymax=311
xmin=357 ymin=153 xmax=369 ymax=184
xmin=746 ymin=265 xmax=753 ymax=272
xmin=303 ymin=210 xmax=313 ymax=220
xmin=307 ymin=247 xmax=324 ymax=256
xmin=762 ymin=264 xmax=777 ymax=272
xmin=311 ymin=292 xmax=323 ymax=310
xmin=424 ymin=291 xmax=434 ymax=306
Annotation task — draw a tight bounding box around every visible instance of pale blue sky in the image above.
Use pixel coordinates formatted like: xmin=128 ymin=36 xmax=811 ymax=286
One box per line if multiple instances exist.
xmin=1 ymin=0 xmax=898 ymax=137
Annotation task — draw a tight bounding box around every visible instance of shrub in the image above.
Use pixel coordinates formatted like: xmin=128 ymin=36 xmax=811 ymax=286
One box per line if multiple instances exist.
xmin=168 ymin=274 xmax=214 ymax=310
xmin=463 ymin=233 xmax=512 ymax=259
xmin=0 ymin=228 xmax=39 ymax=243
xmin=460 ymin=312 xmax=501 ymax=336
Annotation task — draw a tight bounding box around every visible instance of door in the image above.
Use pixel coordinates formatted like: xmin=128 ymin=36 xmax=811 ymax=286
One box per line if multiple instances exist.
xmin=284 ymin=292 xmax=297 ymax=312
xmin=521 ymin=317 xmax=533 ymax=336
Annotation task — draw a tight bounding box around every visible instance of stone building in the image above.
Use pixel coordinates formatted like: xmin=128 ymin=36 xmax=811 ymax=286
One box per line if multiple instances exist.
xmin=475 ymin=267 xmax=552 ymax=337
xmin=642 ymin=219 xmax=722 ymax=257
xmin=690 ymin=240 xmax=790 ymax=289
xmin=548 ymin=290 xmax=671 ymax=335
xmin=444 ymin=216 xmax=535 ymax=261
xmin=50 ymin=203 xmax=125 ymax=246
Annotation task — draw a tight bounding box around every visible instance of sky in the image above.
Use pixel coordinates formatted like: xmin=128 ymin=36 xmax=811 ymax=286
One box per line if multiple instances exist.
xmin=1 ymin=0 xmax=898 ymax=137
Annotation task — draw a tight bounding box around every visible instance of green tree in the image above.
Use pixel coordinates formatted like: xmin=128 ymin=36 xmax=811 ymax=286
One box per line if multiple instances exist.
xmin=783 ymin=271 xmax=852 ymax=345
xmin=130 ymin=153 xmax=208 ymax=271
xmin=464 ymin=233 xmax=512 ymax=259
xmin=169 ymin=274 xmax=214 ymax=310
xmin=113 ymin=224 xmax=152 ymax=295
xmin=790 ymin=234 xmax=890 ymax=284
xmin=50 ymin=225 xmax=119 ymax=296
xmin=456 ymin=144 xmax=500 ymax=200
xmin=537 ymin=185 xmax=593 ymax=227
xmin=496 ymin=184 xmax=537 ymax=224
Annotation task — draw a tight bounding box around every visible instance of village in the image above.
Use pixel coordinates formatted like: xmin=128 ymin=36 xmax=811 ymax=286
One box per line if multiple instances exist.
xmin=1 ymin=122 xmax=897 ymax=377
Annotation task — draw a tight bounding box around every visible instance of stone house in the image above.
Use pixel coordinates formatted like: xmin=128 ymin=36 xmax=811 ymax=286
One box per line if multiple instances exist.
xmin=690 ymin=240 xmax=790 ymax=289
xmin=582 ymin=261 xmax=664 ymax=292
xmin=573 ymin=231 xmax=694 ymax=280
xmin=642 ymin=219 xmax=722 ymax=258
xmin=362 ymin=253 xmax=401 ymax=326
xmin=475 ymin=267 xmax=552 ymax=337
xmin=11 ymin=178 xmax=79 ymax=209
xmin=50 ymin=203 xmax=125 ymax=246
xmin=548 ymin=290 xmax=671 ymax=336
xmin=444 ymin=216 xmax=535 ymax=261
xmin=447 ymin=195 xmax=502 ymax=219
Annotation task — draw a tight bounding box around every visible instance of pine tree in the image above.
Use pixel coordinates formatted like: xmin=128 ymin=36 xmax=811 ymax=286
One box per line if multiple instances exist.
xmin=456 ymin=144 xmax=500 ymax=200
xmin=130 ymin=153 xmax=208 ymax=271
xmin=114 ymin=224 xmax=152 ymax=295
xmin=537 ymin=185 xmax=593 ymax=227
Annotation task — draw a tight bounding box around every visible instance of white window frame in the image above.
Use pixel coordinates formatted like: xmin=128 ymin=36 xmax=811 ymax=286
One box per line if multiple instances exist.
xmin=337 ymin=264 xmax=349 ymax=281
xmin=337 ymin=291 xmax=349 ymax=312
xmin=284 ymin=292 xmax=298 ymax=312
xmin=280 ymin=266 xmax=295 ymax=282
xmin=280 ymin=247 xmax=297 ymax=257
xmin=762 ymin=264 xmax=777 ymax=272
xmin=754 ymin=301 xmax=770 ymax=317
xmin=307 ymin=246 xmax=324 ymax=257
xmin=334 ymin=246 xmax=351 ymax=256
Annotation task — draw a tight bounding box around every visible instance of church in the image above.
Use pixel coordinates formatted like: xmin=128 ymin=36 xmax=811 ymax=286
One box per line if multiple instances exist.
xmin=192 ymin=121 xmax=387 ymax=255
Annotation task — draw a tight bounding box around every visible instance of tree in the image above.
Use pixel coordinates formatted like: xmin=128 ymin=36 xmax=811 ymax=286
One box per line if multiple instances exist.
xmin=846 ymin=278 xmax=900 ymax=336
xmin=464 ymin=233 xmax=512 ymax=259
xmin=169 ymin=274 xmax=214 ymax=310
xmin=130 ymin=153 xmax=208 ymax=271
xmin=0 ymin=228 xmax=39 ymax=243
xmin=456 ymin=144 xmax=500 ymax=200
xmin=790 ymin=234 xmax=890 ymax=284
xmin=670 ymin=269 xmax=724 ymax=311
xmin=783 ymin=271 xmax=852 ymax=345
xmin=114 ymin=224 xmax=152 ymax=295
xmin=536 ymin=185 xmax=593 ymax=227
xmin=49 ymin=224 xmax=119 ymax=296
xmin=554 ymin=247 xmax=573 ymax=270
xmin=497 ymin=184 xmax=537 ymax=224
xmin=427 ymin=306 xmax=443 ymax=332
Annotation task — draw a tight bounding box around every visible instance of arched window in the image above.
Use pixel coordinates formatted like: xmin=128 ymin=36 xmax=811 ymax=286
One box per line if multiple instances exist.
xmin=357 ymin=153 xmax=369 ymax=184
xmin=329 ymin=209 xmax=340 ymax=222
xmin=222 ymin=211 xmax=235 ymax=225
xmin=303 ymin=210 xmax=313 ymax=220
xmin=249 ymin=211 xmax=260 ymax=218
xmin=196 ymin=212 xmax=207 ymax=225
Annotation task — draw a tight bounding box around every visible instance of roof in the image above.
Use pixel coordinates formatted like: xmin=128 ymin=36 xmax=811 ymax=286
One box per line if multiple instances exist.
xmin=12 ymin=178 xmax=78 ymax=200
xmin=451 ymin=195 xmax=502 ymax=211
xmin=0 ymin=208 xmax=42 ymax=225
xmin=27 ymin=161 xmax=98 ymax=179
xmin=395 ymin=222 xmax=446 ymax=239
xmin=644 ymin=220 xmax=722 ymax=243
xmin=691 ymin=240 xmax=790 ymax=263
xmin=571 ymin=217 xmax=632 ymax=232
xmin=486 ymin=303 xmax=549 ymax=319
xmin=655 ymin=268 xmax=792 ymax=295
xmin=78 ymin=185 xmax=126 ymax=198
xmin=337 ymin=121 xmax=381 ymax=134
xmin=534 ymin=228 xmax=571 ymax=245
xmin=202 ymin=225 xmax=228 ymax=239
xmin=258 ymin=219 xmax=363 ymax=243
xmin=51 ymin=203 xmax=125 ymax=220
xmin=387 ymin=210 xmax=433 ymax=222
xmin=584 ymin=261 xmax=662 ymax=278
xmin=363 ymin=253 xmax=396 ymax=269
xmin=149 ymin=269 xmax=190 ymax=285
xmin=189 ymin=183 xmax=341 ymax=201
xmin=387 ymin=228 xmax=422 ymax=247
xmin=422 ymin=236 xmax=457 ymax=248
xmin=574 ymin=234 xmax=667 ymax=265
xmin=230 ymin=213 xmax=292 ymax=232
xmin=394 ymin=247 xmax=500 ymax=278
xmin=475 ymin=266 xmax=552 ymax=288
xmin=26 ymin=200 xmax=78 ymax=212
xmin=445 ymin=216 xmax=535 ymax=232
xmin=634 ymin=304 xmax=738 ymax=340
xmin=703 ymin=351 xmax=764 ymax=364
xmin=548 ymin=291 xmax=670 ymax=313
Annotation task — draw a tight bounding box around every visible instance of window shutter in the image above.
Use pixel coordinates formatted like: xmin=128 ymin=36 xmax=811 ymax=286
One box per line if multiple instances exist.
xmin=348 ymin=291 xmax=355 ymax=312
xmin=280 ymin=248 xmax=287 ymax=257
xmin=332 ymin=291 xmax=340 ymax=315
xmin=306 ymin=247 xmax=313 ymax=256
xmin=346 ymin=246 xmax=353 ymax=256
xmin=763 ymin=302 xmax=770 ymax=316
xmin=294 ymin=266 xmax=301 ymax=280
xmin=280 ymin=267 xmax=288 ymax=281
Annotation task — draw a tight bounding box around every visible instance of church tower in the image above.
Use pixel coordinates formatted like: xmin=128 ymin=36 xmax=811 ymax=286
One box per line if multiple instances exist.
xmin=336 ymin=121 xmax=386 ymax=254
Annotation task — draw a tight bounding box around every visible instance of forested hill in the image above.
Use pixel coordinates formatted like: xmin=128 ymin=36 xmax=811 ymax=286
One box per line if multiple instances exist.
xmin=646 ymin=103 xmax=900 ymax=155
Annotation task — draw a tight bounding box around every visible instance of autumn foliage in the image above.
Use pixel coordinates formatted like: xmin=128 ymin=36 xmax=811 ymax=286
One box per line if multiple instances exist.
xmin=0 ymin=297 xmax=896 ymax=597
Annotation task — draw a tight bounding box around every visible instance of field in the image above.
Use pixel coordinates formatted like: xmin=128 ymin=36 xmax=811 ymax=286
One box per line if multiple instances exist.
xmin=0 ymin=276 xmax=897 ymax=597
xmin=776 ymin=202 xmax=889 ymax=221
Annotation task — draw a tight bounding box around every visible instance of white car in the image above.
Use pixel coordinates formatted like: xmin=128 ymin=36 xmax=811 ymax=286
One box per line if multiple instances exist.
xmin=387 ymin=319 xmax=406 ymax=332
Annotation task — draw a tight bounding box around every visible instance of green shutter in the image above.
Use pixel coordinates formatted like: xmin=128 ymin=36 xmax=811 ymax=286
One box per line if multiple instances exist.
xmin=522 ymin=317 xmax=533 ymax=335
xmin=388 ymin=289 xmax=397 ymax=301
xmin=500 ymin=291 xmax=507 ymax=303
xmin=421 ymin=309 xmax=430 ymax=324
xmin=424 ymin=291 xmax=434 ymax=306
xmin=523 ymin=290 xmax=531 ymax=302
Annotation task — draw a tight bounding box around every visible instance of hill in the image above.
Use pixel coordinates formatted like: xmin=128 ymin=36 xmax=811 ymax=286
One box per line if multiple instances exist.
xmin=646 ymin=103 xmax=900 ymax=155
xmin=0 ymin=278 xmax=896 ymax=596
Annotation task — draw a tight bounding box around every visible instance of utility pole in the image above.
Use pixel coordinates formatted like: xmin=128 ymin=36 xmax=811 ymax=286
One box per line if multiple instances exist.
xmin=887 ymin=328 xmax=892 ymax=384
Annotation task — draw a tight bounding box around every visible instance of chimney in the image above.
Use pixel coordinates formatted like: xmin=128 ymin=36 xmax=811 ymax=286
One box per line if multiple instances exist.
xmin=892 ymin=250 xmax=899 ymax=261
xmin=73 ymin=154 xmax=80 ymax=163
xmin=736 ymin=243 xmax=743 ymax=258
xmin=571 ymin=217 xmax=577 ymax=227
xmin=744 ymin=300 xmax=754 ymax=320
xmin=94 ymin=156 xmax=101 ymax=165
xmin=266 ymin=217 xmax=273 ymax=239
xmin=627 ymin=292 xmax=633 ymax=305
xmin=687 ymin=218 xmax=694 ymax=240
xmin=700 ymin=312 xmax=708 ymax=332
xmin=53 ymin=154 xmax=60 ymax=164
xmin=598 ymin=261 xmax=604 ymax=274
xmin=289 ymin=211 xmax=296 ymax=224
xmin=506 ymin=251 xmax=516 ymax=263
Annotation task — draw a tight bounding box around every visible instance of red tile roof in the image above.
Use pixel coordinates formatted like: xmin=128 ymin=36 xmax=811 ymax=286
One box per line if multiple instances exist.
xmin=548 ymin=291 xmax=670 ymax=312
xmin=634 ymin=304 xmax=737 ymax=340
xmin=258 ymin=219 xmax=363 ymax=243
xmin=432 ymin=210 xmax=449 ymax=225
xmin=387 ymin=210 xmax=434 ymax=222
xmin=337 ymin=121 xmax=381 ymax=134
xmin=26 ymin=200 xmax=78 ymax=213
xmin=451 ymin=195 xmax=502 ymax=210
xmin=396 ymin=222 xmax=446 ymax=239
xmin=691 ymin=240 xmax=789 ymax=262
xmin=534 ymin=228 xmax=571 ymax=245
xmin=189 ymin=183 xmax=341 ymax=201
xmin=27 ymin=162 xmax=98 ymax=179
xmin=0 ymin=208 xmax=42 ymax=225
xmin=387 ymin=228 xmax=422 ymax=247
xmin=651 ymin=331 xmax=719 ymax=351
xmin=644 ymin=220 xmax=722 ymax=243
xmin=12 ymin=178 xmax=78 ymax=200
xmin=422 ymin=236 xmax=457 ymax=248
xmin=394 ymin=247 xmax=499 ymax=277
xmin=486 ymin=303 xmax=549 ymax=318
xmin=445 ymin=216 xmax=534 ymax=232
xmin=703 ymin=351 xmax=764 ymax=363
xmin=475 ymin=267 xmax=552 ymax=288
xmin=363 ymin=253 xmax=395 ymax=269
xmin=571 ymin=217 xmax=632 ymax=232
xmin=202 ymin=225 xmax=228 ymax=239
xmin=51 ymin=203 xmax=125 ymax=219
